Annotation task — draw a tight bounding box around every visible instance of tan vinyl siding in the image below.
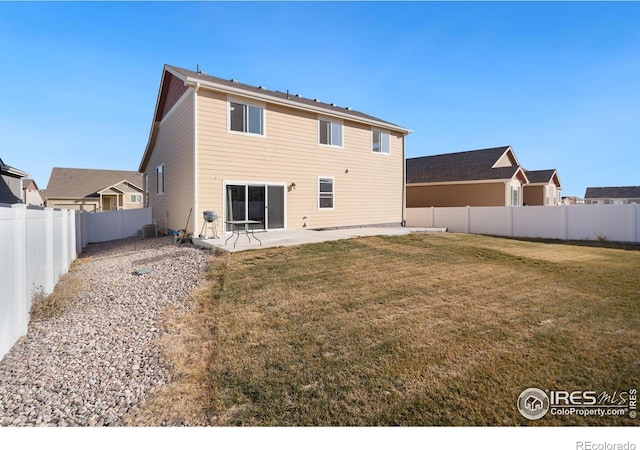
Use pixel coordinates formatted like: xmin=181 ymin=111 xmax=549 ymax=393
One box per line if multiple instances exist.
xmin=145 ymin=91 xmax=195 ymax=232
xmin=406 ymin=182 xmax=507 ymax=207
xmin=195 ymin=90 xmax=404 ymax=231
xmin=523 ymin=185 xmax=544 ymax=206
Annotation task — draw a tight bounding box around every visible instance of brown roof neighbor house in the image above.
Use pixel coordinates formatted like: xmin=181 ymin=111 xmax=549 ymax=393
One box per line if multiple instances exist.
xmin=523 ymin=169 xmax=562 ymax=206
xmin=138 ymin=64 xmax=412 ymax=235
xmin=45 ymin=167 xmax=144 ymax=212
xmin=0 ymin=157 xmax=28 ymax=204
xmin=584 ymin=186 xmax=640 ymax=205
xmin=406 ymin=146 xmax=530 ymax=207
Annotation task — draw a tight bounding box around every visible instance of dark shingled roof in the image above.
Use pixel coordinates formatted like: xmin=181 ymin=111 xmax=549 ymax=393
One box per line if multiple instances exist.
xmin=584 ymin=186 xmax=640 ymax=199
xmin=166 ymin=65 xmax=409 ymax=131
xmin=45 ymin=168 xmax=142 ymax=199
xmin=406 ymin=146 xmax=520 ymax=184
xmin=524 ymin=169 xmax=557 ymax=184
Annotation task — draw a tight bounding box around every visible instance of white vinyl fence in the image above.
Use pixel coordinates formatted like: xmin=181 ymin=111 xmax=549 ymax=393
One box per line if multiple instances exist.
xmin=0 ymin=204 xmax=78 ymax=360
xmin=85 ymin=207 xmax=152 ymax=243
xmin=406 ymin=204 xmax=640 ymax=243
xmin=1 ymin=205 xmax=153 ymax=360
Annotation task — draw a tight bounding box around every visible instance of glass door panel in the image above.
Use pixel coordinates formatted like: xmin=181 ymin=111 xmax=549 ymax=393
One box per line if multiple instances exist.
xmin=267 ymin=185 xmax=285 ymax=229
xmin=226 ymin=185 xmax=246 ymax=232
xmin=248 ymin=185 xmax=266 ymax=230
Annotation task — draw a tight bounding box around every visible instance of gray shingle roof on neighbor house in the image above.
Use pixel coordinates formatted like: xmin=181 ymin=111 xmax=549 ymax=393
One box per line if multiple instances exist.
xmin=406 ymin=146 xmax=521 ymax=184
xmin=45 ymin=168 xmax=143 ymax=199
xmin=166 ymin=65 xmax=411 ymax=133
xmin=584 ymin=186 xmax=640 ymax=199
xmin=524 ymin=169 xmax=557 ymax=184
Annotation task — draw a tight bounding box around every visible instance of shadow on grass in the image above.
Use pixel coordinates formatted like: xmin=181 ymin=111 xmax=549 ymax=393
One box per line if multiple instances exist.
xmin=485 ymin=235 xmax=640 ymax=251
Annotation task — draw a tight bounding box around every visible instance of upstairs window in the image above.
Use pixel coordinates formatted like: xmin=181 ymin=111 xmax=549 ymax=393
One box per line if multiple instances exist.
xmin=319 ymin=119 xmax=342 ymax=147
xmin=229 ymin=101 xmax=264 ymax=135
xmin=372 ymin=130 xmax=390 ymax=154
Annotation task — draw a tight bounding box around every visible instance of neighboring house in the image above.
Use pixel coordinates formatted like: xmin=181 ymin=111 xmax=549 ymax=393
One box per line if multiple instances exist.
xmin=523 ymin=169 xmax=562 ymax=206
xmin=406 ymin=146 xmax=529 ymax=207
xmin=22 ymin=178 xmax=45 ymax=207
xmin=562 ymin=196 xmax=584 ymax=205
xmin=0 ymin=157 xmax=28 ymax=204
xmin=45 ymin=167 xmax=144 ymax=212
xmin=138 ymin=64 xmax=412 ymax=234
xmin=584 ymin=186 xmax=640 ymax=205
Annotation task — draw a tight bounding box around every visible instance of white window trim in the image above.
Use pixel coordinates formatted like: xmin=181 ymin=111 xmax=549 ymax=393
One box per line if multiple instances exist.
xmin=156 ymin=164 xmax=165 ymax=195
xmin=318 ymin=176 xmax=335 ymax=210
xmin=371 ymin=128 xmax=391 ymax=154
xmin=318 ymin=116 xmax=343 ymax=148
xmin=131 ymin=193 xmax=142 ymax=203
xmin=222 ymin=180 xmax=288 ymax=231
xmin=227 ymin=96 xmax=266 ymax=137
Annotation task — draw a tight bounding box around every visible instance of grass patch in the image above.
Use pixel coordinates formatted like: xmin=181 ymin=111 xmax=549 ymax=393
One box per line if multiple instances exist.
xmin=136 ymin=233 xmax=640 ymax=426
xmin=29 ymin=259 xmax=84 ymax=322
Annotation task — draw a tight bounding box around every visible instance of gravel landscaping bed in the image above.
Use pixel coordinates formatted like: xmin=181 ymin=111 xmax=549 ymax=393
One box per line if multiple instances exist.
xmin=0 ymin=236 xmax=212 ymax=426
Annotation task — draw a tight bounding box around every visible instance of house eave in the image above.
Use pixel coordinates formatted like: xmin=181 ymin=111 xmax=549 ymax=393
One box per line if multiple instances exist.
xmin=407 ymin=179 xmax=516 ymax=187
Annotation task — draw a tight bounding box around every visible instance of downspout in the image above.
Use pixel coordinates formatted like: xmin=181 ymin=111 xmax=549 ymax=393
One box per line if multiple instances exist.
xmin=401 ymin=135 xmax=407 ymax=227
xmin=193 ymin=82 xmax=200 ymax=235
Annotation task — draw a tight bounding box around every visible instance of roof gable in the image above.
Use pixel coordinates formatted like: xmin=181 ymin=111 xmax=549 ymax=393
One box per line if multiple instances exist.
xmin=406 ymin=146 xmax=525 ymax=184
xmin=524 ymin=169 xmax=562 ymax=188
xmin=45 ymin=168 xmax=143 ymax=199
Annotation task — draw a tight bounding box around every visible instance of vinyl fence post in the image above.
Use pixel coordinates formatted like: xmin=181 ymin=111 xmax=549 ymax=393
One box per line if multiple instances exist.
xmin=509 ymin=206 xmax=514 ymax=237
xmin=431 ymin=206 xmax=435 ymax=228
xmin=61 ymin=209 xmax=69 ymax=274
xmin=68 ymin=209 xmax=76 ymax=263
xmin=630 ymin=203 xmax=637 ymax=243
xmin=562 ymin=204 xmax=568 ymax=241
xmin=45 ymin=208 xmax=55 ymax=294
xmin=10 ymin=204 xmax=28 ymax=336
xmin=466 ymin=205 xmax=471 ymax=234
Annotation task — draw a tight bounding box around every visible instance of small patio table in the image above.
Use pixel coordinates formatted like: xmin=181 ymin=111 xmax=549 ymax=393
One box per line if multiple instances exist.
xmin=224 ymin=220 xmax=263 ymax=248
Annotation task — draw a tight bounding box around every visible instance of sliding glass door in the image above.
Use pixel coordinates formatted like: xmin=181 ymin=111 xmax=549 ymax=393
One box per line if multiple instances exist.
xmin=225 ymin=184 xmax=285 ymax=232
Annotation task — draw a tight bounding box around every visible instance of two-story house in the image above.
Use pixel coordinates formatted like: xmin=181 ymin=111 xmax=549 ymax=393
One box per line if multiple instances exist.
xmin=138 ymin=65 xmax=412 ymax=235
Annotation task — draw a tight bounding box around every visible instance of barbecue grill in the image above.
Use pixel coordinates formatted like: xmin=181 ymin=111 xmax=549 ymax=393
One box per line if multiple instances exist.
xmin=199 ymin=211 xmax=219 ymax=239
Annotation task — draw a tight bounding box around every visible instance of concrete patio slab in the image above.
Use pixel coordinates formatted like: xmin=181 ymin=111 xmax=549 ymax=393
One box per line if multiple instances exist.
xmin=192 ymin=227 xmax=437 ymax=253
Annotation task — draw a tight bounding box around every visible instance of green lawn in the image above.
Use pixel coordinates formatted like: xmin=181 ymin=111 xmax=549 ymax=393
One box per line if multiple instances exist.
xmin=129 ymin=233 xmax=640 ymax=426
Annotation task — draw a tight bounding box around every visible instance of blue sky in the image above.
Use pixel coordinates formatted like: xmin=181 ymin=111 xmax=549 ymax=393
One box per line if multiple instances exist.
xmin=0 ymin=1 xmax=638 ymax=197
